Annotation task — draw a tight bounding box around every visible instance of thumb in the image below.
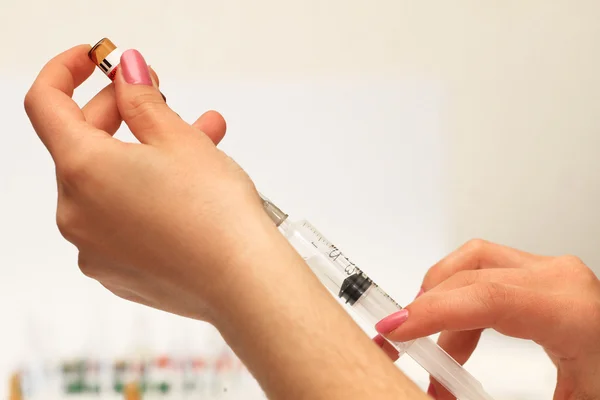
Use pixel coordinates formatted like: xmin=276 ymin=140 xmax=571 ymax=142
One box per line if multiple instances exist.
xmin=114 ymin=49 xmax=187 ymax=144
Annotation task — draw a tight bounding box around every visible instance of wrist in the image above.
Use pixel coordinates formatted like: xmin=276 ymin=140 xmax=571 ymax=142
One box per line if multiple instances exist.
xmin=206 ymin=214 xmax=298 ymax=326
xmin=557 ymin=355 xmax=600 ymax=400
xmin=190 ymin=208 xmax=290 ymax=323
xmin=204 ymin=219 xmax=427 ymax=400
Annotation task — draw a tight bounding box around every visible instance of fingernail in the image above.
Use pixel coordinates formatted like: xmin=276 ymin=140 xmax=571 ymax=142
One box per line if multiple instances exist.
xmin=373 ymin=334 xmax=385 ymax=347
xmin=427 ymin=383 xmax=437 ymax=399
xmin=375 ymin=309 xmax=409 ymax=334
xmin=415 ymin=288 xmax=425 ymax=299
xmin=120 ymin=49 xmax=153 ymax=85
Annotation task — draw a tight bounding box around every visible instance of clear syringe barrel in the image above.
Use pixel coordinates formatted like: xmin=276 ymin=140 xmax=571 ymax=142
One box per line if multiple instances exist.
xmin=275 ymin=217 xmax=494 ymax=400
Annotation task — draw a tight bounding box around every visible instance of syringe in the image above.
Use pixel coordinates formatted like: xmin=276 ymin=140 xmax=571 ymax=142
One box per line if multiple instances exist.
xmin=260 ymin=193 xmax=495 ymax=400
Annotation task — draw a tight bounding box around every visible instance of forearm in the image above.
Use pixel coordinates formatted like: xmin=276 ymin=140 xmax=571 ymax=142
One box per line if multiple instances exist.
xmin=210 ymin=218 xmax=427 ymax=400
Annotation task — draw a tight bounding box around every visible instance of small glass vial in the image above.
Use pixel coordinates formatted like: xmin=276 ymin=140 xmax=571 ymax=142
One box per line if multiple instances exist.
xmin=88 ymin=38 xmax=123 ymax=81
xmin=89 ymin=37 xmax=166 ymax=102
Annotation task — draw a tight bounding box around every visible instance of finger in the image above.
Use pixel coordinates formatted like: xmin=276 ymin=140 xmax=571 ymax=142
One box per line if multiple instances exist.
xmin=192 ymin=110 xmax=227 ymax=145
xmin=423 ymin=239 xmax=541 ymax=292
xmin=147 ymin=67 xmax=167 ymax=101
xmin=429 ymin=379 xmax=452 ymax=400
xmin=82 ymin=68 xmax=161 ymax=135
xmin=82 ymin=83 xmax=121 ymax=134
xmin=426 ymin=268 xmax=532 ymax=294
xmin=114 ymin=49 xmax=188 ymax=145
xmin=381 ymin=284 xmax=561 ymax=345
xmin=427 ymin=381 xmax=443 ymax=400
xmin=24 ymin=44 xmax=104 ymax=158
xmin=148 ymin=67 xmax=160 ymax=87
xmin=438 ymin=330 xmax=483 ymax=366
xmin=428 ymin=330 xmax=483 ymax=400
xmin=373 ymin=335 xmax=400 ymax=362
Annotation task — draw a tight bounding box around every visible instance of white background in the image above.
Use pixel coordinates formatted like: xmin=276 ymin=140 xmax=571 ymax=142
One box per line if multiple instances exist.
xmin=2 ymin=1 xmax=600 ymax=398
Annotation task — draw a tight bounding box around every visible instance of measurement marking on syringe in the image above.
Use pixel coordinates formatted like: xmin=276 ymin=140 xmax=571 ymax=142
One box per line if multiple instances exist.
xmin=300 ymin=221 xmax=360 ymax=276
xmin=328 ymin=248 xmax=341 ymax=262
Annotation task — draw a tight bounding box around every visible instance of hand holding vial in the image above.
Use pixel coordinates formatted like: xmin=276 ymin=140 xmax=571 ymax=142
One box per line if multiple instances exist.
xmin=24 ymin=44 xmax=267 ymax=322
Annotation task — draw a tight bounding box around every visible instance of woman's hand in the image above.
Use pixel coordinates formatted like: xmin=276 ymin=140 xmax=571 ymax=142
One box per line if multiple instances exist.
xmin=24 ymin=45 xmax=274 ymax=322
xmin=374 ymin=240 xmax=600 ymax=400
xmin=24 ymin=44 xmax=435 ymax=400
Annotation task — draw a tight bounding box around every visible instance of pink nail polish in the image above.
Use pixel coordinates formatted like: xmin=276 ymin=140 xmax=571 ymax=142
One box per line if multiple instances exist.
xmin=375 ymin=309 xmax=409 ymax=334
xmin=120 ymin=49 xmax=153 ymax=85
xmin=373 ymin=335 xmax=385 ymax=347
xmin=427 ymin=383 xmax=437 ymax=399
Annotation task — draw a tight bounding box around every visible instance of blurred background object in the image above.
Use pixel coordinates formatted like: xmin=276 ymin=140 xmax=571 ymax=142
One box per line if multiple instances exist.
xmin=8 ymin=332 xmax=258 ymax=399
xmin=9 ymin=373 xmax=22 ymax=400
xmin=124 ymin=383 xmax=140 ymax=400
xmin=1 ymin=1 xmax=599 ymax=399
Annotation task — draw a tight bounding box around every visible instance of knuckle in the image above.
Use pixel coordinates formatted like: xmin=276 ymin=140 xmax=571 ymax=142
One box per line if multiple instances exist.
xmin=122 ymin=91 xmax=165 ymax=122
xmin=420 ymin=298 xmax=444 ymax=319
xmin=423 ymin=267 xmax=450 ymax=292
xmin=580 ymin=267 xmax=599 ymax=285
xmin=558 ymin=254 xmax=585 ymax=267
xmin=56 ymin=207 xmax=80 ymax=243
xmin=556 ymin=255 xmax=597 ymax=282
xmin=453 ymin=270 xmax=479 ymax=287
xmin=78 ymin=253 xmax=97 ymax=279
xmin=422 ymin=267 xmax=442 ymax=290
xmin=58 ymin=160 xmax=87 ymax=187
xmin=23 ymin=87 xmax=37 ymax=115
xmin=461 ymin=238 xmax=488 ymax=254
xmin=24 ymin=85 xmax=46 ymax=116
xmin=474 ymin=282 xmax=509 ymax=310
xmin=56 ymin=145 xmax=98 ymax=189
xmin=423 ymin=239 xmax=488 ymax=290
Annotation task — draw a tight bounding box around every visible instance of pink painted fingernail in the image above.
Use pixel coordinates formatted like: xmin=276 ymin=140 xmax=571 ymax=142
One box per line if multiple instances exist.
xmin=373 ymin=334 xmax=386 ymax=347
xmin=427 ymin=383 xmax=437 ymax=399
xmin=375 ymin=309 xmax=409 ymax=334
xmin=120 ymin=49 xmax=153 ymax=85
xmin=415 ymin=288 xmax=425 ymax=299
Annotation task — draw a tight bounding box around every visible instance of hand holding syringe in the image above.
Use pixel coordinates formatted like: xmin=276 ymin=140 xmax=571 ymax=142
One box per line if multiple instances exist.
xmin=260 ymin=194 xmax=495 ymax=400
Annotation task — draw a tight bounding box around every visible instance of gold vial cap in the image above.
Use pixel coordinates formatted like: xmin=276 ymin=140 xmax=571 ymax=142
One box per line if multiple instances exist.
xmin=89 ymin=38 xmax=117 ymax=65
xmin=88 ymin=37 xmax=166 ymax=101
